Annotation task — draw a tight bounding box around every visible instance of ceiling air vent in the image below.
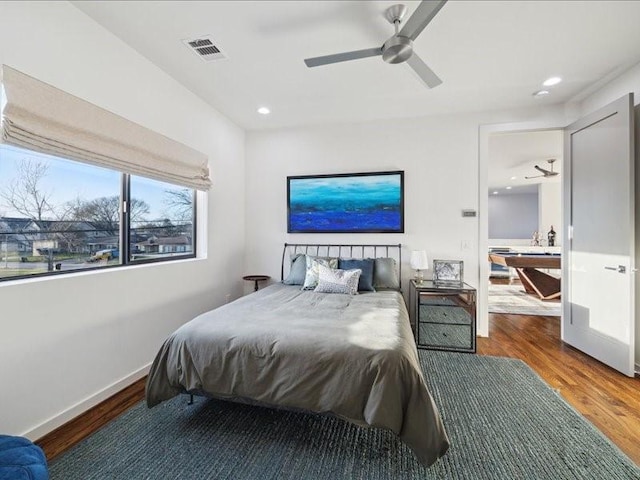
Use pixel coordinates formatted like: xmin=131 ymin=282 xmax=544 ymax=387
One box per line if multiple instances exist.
xmin=182 ymin=36 xmax=226 ymax=62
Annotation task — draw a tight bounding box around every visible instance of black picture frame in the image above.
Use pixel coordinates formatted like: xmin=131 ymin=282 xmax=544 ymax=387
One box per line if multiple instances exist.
xmin=287 ymin=170 xmax=404 ymax=233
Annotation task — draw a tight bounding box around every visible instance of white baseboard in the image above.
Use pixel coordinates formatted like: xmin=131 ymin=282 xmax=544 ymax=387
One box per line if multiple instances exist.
xmin=23 ymin=363 xmax=151 ymax=441
xmin=635 ymin=362 xmax=640 ymax=376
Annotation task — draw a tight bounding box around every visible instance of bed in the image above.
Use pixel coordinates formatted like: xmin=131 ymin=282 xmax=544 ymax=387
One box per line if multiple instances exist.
xmin=146 ymin=244 xmax=449 ymax=467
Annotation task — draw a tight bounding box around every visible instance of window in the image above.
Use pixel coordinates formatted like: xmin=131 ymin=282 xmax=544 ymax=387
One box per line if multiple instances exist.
xmin=128 ymin=176 xmax=195 ymax=262
xmin=0 ymin=144 xmax=196 ymax=281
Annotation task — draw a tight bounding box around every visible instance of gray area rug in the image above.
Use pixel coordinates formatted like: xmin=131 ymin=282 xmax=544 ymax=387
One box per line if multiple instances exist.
xmin=49 ymin=351 xmax=639 ymax=479
xmin=489 ymin=283 xmax=561 ymax=316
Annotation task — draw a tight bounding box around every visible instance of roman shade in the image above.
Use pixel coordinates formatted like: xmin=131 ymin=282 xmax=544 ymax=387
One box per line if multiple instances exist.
xmin=0 ymin=65 xmax=211 ymax=190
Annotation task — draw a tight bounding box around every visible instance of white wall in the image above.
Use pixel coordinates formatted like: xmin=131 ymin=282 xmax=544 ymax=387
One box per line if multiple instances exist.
xmin=245 ymin=105 xmax=570 ymax=337
xmin=244 ymin=116 xmax=480 ymax=294
xmin=0 ymin=1 xmax=245 ymax=438
xmin=538 ymin=183 xmax=562 ymax=246
xmin=489 ymin=193 xmax=539 ymax=240
xmin=580 ymin=61 xmax=640 ymax=117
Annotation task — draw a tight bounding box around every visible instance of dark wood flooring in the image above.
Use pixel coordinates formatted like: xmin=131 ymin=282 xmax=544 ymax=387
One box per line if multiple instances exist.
xmin=36 ymin=293 xmax=640 ymax=466
xmin=37 ymin=377 xmax=146 ymax=461
xmin=482 ymin=278 xmax=640 ymax=465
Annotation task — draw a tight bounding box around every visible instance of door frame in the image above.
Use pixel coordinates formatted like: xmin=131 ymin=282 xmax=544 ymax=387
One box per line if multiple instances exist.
xmin=478 ymin=119 xmax=566 ymax=338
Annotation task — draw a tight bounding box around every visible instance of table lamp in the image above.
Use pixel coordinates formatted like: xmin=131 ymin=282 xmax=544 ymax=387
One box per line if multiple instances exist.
xmin=410 ymin=250 xmax=429 ymax=283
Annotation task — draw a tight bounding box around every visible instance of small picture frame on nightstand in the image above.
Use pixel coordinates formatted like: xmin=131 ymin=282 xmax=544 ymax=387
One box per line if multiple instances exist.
xmin=432 ymin=260 xmax=464 ymax=286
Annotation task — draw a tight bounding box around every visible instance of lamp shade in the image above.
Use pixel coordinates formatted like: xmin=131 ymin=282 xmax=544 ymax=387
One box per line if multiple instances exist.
xmin=410 ymin=250 xmax=429 ymax=270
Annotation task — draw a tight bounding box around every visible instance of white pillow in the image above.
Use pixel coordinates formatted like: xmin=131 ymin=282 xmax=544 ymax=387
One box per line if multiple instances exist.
xmin=314 ymin=264 xmax=362 ymax=295
xmin=302 ymin=256 xmax=338 ymax=290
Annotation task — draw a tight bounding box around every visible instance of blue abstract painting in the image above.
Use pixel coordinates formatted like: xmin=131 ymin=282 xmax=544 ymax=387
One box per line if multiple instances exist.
xmin=287 ymin=171 xmax=404 ymax=233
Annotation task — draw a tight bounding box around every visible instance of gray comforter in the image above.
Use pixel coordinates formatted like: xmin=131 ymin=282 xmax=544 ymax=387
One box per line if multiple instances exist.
xmin=146 ymin=283 xmax=449 ymax=466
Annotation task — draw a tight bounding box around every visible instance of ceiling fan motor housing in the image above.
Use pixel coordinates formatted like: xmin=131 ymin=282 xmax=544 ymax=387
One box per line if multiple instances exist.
xmin=385 ymin=4 xmax=408 ymax=24
xmin=382 ymin=36 xmax=414 ymax=64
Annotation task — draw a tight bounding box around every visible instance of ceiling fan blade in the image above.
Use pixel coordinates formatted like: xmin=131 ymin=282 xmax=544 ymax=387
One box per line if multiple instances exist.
xmin=534 ymin=165 xmax=552 ymax=175
xmin=399 ymin=0 xmax=448 ymax=41
xmin=304 ymin=47 xmax=382 ymax=67
xmin=406 ymin=53 xmax=442 ymax=88
xmin=525 ymin=174 xmax=544 ymax=179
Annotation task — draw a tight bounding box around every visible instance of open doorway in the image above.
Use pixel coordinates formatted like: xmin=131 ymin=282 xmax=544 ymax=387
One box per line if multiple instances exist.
xmin=486 ymin=129 xmax=563 ymax=319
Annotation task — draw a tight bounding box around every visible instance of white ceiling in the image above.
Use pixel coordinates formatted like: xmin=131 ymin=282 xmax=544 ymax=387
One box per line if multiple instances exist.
xmin=488 ymin=129 xmax=563 ymax=192
xmin=72 ymin=1 xmax=640 ymax=130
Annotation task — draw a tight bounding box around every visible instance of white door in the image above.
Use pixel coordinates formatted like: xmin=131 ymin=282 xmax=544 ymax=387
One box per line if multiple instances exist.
xmin=563 ymin=94 xmax=636 ymax=377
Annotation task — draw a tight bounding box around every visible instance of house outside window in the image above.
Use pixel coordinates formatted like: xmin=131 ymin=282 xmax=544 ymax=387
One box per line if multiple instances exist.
xmin=0 ymin=144 xmax=196 ymax=281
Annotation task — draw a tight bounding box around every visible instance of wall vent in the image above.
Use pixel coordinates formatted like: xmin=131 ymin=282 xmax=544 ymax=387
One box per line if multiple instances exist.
xmin=182 ymin=36 xmax=226 ymax=62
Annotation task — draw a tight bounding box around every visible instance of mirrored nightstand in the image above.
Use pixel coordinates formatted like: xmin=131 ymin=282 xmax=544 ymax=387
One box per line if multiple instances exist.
xmin=409 ymin=279 xmax=476 ymax=353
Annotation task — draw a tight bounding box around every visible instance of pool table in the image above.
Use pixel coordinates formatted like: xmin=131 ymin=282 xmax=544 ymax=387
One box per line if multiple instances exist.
xmin=488 ymin=252 xmax=561 ymax=301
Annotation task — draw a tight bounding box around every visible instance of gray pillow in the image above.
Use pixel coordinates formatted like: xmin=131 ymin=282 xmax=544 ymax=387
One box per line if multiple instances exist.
xmin=339 ymin=258 xmax=375 ymax=292
xmin=373 ymin=257 xmax=400 ymax=290
xmin=283 ymin=253 xmax=307 ymax=285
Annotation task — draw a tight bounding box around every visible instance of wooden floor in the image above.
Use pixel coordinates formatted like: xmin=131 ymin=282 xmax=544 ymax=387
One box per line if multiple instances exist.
xmin=481 ymin=279 xmax=640 ymax=465
xmin=37 ymin=306 xmax=640 ymax=466
xmin=37 ymin=377 xmax=146 ymax=461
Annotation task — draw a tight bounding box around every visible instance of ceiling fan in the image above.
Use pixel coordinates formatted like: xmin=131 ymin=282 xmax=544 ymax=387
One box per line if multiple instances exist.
xmin=303 ymin=0 xmax=447 ymax=88
xmin=525 ymin=159 xmax=559 ymax=179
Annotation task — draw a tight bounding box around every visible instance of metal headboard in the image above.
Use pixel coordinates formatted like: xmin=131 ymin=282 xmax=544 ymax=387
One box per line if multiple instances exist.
xmin=281 ymin=243 xmax=402 ymax=290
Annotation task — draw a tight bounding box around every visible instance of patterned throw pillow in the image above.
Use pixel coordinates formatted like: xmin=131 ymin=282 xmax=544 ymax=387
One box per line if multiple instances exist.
xmin=314 ymin=264 xmax=362 ymax=295
xmin=302 ymin=256 xmax=338 ymax=290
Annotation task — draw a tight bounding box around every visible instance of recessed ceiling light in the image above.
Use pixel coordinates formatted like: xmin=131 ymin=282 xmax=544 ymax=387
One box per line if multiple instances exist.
xmin=257 ymin=107 xmax=270 ymax=115
xmin=510 ymin=176 xmax=517 ymax=180
xmin=532 ymin=90 xmax=550 ymax=98
xmin=492 ymin=191 xmax=499 ymax=195
xmin=506 ymin=186 xmax=512 ymax=190
xmin=543 ymin=76 xmax=562 ymax=87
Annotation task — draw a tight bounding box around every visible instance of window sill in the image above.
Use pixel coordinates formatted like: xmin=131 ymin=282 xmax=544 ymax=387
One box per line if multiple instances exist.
xmin=0 ymin=255 xmax=206 ymax=287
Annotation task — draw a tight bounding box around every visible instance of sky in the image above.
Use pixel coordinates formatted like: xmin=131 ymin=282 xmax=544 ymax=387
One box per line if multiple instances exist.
xmin=0 ymin=144 xmax=191 ymax=222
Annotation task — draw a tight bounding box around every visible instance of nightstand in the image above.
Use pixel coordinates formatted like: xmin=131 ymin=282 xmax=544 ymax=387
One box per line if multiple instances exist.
xmin=243 ymin=275 xmax=270 ymax=291
xmin=409 ymin=279 xmax=476 ymax=353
